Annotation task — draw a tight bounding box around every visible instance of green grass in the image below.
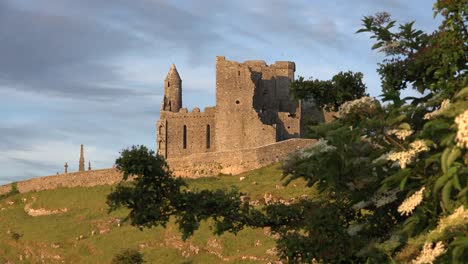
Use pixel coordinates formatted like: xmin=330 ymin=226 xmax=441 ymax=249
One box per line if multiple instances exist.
xmin=0 ymin=163 xmax=317 ymax=263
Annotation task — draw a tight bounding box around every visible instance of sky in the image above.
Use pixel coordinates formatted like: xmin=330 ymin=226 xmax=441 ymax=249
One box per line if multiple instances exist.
xmin=0 ymin=0 xmax=442 ymax=185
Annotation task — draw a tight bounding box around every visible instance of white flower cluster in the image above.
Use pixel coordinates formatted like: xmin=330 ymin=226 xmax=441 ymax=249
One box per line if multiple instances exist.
xmin=397 ymin=187 xmax=425 ymax=216
xmin=455 ymin=109 xmax=468 ymax=149
xmin=410 ymin=140 xmax=430 ymax=153
xmin=381 ymin=41 xmax=401 ymax=54
xmin=423 ymin=99 xmax=451 ymax=120
xmin=386 ymin=129 xmax=413 ymax=140
xmin=352 ymin=188 xmax=400 ymax=210
xmin=371 ymin=187 xmax=400 ymax=208
xmin=338 ymin=96 xmax=377 ymax=118
xmin=436 ymin=205 xmax=467 ymax=233
xmin=412 ymin=241 xmax=446 ymax=264
xmin=387 ymin=140 xmax=430 ymax=169
xmin=297 ymin=138 xmax=337 ymax=159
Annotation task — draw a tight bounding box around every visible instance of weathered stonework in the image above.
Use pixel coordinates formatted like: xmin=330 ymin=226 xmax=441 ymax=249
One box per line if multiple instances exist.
xmin=0 ymin=56 xmax=327 ymax=193
xmin=167 ymin=138 xmax=317 ymax=177
xmin=0 ymin=168 xmax=123 ymax=195
xmin=157 ymin=56 xmax=323 ymax=160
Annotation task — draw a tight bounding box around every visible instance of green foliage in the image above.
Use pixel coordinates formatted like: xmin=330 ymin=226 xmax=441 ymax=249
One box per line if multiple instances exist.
xmin=107 ymin=145 xmax=186 ymax=229
xmin=291 ymin=71 xmax=368 ymax=111
xmin=111 ymin=249 xmax=144 ymax=264
xmin=107 ymin=145 xmax=251 ymax=240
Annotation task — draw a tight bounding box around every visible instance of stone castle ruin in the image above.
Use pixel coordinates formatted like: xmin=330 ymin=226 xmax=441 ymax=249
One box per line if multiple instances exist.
xmin=0 ymin=56 xmax=324 ymax=195
xmin=157 ymin=56 xmax=320 ymax=176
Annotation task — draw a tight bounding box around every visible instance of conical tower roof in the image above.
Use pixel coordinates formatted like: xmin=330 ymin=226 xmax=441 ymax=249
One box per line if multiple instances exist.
xmin=164 ymin=64 xmax=181 ymax=81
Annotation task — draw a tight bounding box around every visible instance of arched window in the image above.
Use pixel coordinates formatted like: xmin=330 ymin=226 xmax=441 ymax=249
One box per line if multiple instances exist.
xmin=206 ymin=125 xmax=211 ymax=149
xmin=168 ymin=81 xmax=170 ymax=87
xmin=183 ymin=125 xmax=187 ymax=149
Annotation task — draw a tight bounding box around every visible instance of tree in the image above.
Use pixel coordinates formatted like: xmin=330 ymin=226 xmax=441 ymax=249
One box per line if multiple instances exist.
xmin=291 ymin=71 xmax=368 ymax=111
xmin=108 ymin=1 xmax=467 ymax=262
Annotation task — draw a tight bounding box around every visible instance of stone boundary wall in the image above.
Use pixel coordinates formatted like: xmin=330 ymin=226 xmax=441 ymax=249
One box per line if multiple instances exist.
xmin=0 ymin=138 xmax=316 ymax=195
xmin=0 ymin=168 xmax=123 ymax=195
xmin=167 ymin=138 xmax=316 ymax=177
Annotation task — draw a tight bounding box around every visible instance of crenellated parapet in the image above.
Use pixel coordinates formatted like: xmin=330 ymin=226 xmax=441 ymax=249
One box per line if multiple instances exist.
xmin=157 ymin=56 xmax=322 ymax=161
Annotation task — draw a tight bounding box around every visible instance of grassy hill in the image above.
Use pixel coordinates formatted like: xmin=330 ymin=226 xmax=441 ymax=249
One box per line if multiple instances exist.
xmin=0 ymin=163 xmax=317 ymax=263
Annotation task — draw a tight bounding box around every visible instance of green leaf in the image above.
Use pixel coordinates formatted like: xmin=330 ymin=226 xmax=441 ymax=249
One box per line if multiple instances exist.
xmin=447 ymin=147 xmax=462 ymax=168
xmin=452 ymin=245 xmax=465 ymax=264
xmin=400 ymin=175 xmax=409 ymax=191
xmin=457 ymin=187 xmax=468 ymax=198
xmin=452 ymin=174 xmax=462 ymax=191
xmin=372 ymin=42 xmax=385 ymax=50
xmin=442 ymin=181 xmax=453 ymax=210
xmin=388 ymin=115 xmax=407 ymax=126
xmin=454 ymin=86 xmax=468 ymax=99
xmin=441 ymin=147 xmax=452 ymax=173
xmin=425 ymin=153 xmax=441 ymax=168
xmin=398 ymin=123 xmax=411 ymax=130
xmin=434 ymin=167 xmax=456 ymax=195
xmin=450 ymin=237 xmax=468 ymax=247
xmin=441 ymin=133 xmax=456 ymax=147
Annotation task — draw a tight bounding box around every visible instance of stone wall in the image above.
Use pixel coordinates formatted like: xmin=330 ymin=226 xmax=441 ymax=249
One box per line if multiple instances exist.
xmin=159 ymin=107 xmax=216 ymax=159
xmin=0 ymin=168 xmax=123 ymax=195
xmin=0 ymin=139 xmax=317 ymax=194
xmin=214 ymin=56 xmax=299 ymax=152
xmin=167 ymin=138 xmax=316 ymax=177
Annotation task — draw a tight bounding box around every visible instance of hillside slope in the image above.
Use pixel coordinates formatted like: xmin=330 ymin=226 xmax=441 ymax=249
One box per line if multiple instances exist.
xmin=0 ymin=163 xmax=316 ymax=263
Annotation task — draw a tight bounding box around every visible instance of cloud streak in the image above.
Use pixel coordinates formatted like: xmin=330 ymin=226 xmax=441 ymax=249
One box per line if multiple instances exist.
xmin=0 ymin=0 xmax=441 ymax=184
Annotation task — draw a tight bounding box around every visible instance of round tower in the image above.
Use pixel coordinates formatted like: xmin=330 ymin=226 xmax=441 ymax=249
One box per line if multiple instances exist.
xmin=162 ymin=64 xmax=182 ymax=112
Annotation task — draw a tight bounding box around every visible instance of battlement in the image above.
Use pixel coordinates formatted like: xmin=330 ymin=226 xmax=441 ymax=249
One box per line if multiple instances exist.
xmin=157 ymin=56 xmax=315 ymax=159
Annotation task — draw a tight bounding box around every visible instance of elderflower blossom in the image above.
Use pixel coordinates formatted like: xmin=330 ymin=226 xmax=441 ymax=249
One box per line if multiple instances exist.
xmin=409 ymin=140 xmax=430 ymax=153
xmin=371 ymin=187 xmax=400 ymax=208
xmin=387 ymin=151 xmax=413 ymax=169
xmin=455 ymin=109 xmax=468 ymax=149
xmin=412 ymin=241 xmax=446 ymax=264
xmin=398 ymin=187 xmax=425 ymax=216
xmin=386 ymin=129 xmax=413 ymax=140
xmin=387 ymin=140 xmax=430 ymax=169
xmin=352 ymin=201 xmax=371 ymax=210
xmin=436 ymin=206 xmax=468 ymax=233
xmin=423 ymin=99 xmax=451 ymax=120
xmin=298 ymin=138 xmax=336 ymax=159
xmin=338 ymin=96 xmax=377 ymax=118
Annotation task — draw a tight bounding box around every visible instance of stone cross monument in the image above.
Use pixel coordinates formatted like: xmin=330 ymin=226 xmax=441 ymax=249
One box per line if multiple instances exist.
xmin=64 ymin=162 xmax=68 ymax=174
xmin=88 ymin=161 xmax=92 ymax=171
xmin=79 ymin=144 xmax=85 ymax=172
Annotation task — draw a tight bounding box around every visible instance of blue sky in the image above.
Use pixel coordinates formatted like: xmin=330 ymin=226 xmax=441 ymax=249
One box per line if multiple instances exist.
xmin=0 ymin=0 xmax=442 ymax=184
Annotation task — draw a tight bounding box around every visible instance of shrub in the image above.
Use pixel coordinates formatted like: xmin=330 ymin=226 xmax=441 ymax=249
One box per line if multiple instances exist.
xmin=111 ymin=249 xmax=144 ymax=264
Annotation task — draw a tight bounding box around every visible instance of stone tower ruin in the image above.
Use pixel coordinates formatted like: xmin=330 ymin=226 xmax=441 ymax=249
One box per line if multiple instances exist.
xmin=162 ymin=64 xmax=182 ymax=112
xmin=157 ymin=56 xmax=320 ymax=161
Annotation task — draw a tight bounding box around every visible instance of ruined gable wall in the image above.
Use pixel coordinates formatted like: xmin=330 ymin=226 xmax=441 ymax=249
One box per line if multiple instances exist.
xmin=250 ymin=61 xmax=297 ymax=114
xmin=159 ymin=107 xmax=216 ymax=159
xmin=214 ymin=57 xmax=277 ymax=152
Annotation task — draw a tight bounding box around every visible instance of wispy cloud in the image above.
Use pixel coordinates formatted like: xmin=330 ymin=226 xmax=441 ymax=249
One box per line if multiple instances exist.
xmin=0 ymin=0 xmax=441 ymax=184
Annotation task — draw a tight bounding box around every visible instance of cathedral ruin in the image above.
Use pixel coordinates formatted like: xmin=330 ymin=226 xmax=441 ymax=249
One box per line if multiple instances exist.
xmin=156 ymin=56 xmax=319 ymax=176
